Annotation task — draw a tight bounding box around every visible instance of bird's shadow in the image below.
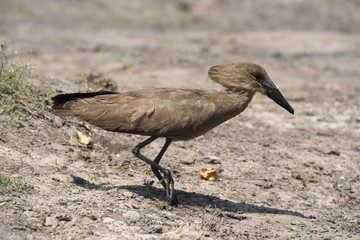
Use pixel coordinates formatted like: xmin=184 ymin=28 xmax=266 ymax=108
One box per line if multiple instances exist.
xmin=71 ymin=175 xmax=312 ymax=219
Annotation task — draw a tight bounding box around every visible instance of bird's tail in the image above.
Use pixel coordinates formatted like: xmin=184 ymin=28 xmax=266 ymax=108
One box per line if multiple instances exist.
xmin=51 ymin=91 xmax=115 ymax=116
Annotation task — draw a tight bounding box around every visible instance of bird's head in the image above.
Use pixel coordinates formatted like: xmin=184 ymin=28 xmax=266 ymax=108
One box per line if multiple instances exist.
xmin=208 ymin=62 xmax=294 ymax=114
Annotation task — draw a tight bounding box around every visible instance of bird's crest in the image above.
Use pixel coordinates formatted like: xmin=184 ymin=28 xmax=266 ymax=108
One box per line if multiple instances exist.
xmin=208 ymin=62 xmax=264 ymax=93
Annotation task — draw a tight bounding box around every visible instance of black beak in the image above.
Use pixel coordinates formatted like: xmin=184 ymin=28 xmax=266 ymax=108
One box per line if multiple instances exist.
xmin=263 ymin=81 xmax=294 ymax=114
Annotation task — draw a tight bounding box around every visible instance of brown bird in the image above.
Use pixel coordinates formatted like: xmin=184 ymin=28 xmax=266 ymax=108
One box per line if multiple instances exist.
xmin=52 ymin=62 xmax=294 ymax=206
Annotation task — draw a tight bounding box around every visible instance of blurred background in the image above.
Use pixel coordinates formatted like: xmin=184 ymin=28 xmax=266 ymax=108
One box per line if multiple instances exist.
xmin=1 ymin=1 xmax=359 ymax=239
xmin=1 ymin=0 xmax=359 ymax=98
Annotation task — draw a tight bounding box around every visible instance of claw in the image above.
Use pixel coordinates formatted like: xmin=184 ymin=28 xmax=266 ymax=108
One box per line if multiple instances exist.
xmin=163 ymin=170 xmax=179 ymax=206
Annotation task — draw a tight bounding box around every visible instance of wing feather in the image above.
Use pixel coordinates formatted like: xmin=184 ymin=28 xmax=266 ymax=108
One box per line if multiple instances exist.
xmin=54 ymin=88 xmax=246 ymax=140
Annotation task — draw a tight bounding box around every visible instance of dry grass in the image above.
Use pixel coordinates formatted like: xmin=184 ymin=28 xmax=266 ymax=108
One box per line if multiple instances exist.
xmin=0 ymin=44 xmax=49 ymax=126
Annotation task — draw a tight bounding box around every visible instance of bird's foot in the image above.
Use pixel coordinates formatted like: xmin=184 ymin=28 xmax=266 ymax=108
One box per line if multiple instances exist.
xmin=162 ymin=171 xmax=179 ymax=206
xmin=144 ymin=179 xmax=155 ymax=186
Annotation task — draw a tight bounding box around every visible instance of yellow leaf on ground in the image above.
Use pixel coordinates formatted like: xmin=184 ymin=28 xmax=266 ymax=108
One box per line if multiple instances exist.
xmin=199 ymin=168 xmax=221 ymax=181
xmin=77 ymin=131 xmax=92 ymax=145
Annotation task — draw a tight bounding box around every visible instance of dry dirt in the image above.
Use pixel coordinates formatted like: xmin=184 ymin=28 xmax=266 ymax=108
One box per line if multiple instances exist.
xmin=1 ymin=0 xmax=359 ymax=239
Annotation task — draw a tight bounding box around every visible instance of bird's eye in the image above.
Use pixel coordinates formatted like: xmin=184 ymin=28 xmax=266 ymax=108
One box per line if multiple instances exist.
xmin=252 ymin=72 xmax=261 ymax=80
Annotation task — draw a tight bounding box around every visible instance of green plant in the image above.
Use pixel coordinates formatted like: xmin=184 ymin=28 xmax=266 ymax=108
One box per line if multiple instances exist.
xmin=0 ymin=175 xmax=24 ymax=193
xmin=0 ymin=44 xmax=49 ymax=126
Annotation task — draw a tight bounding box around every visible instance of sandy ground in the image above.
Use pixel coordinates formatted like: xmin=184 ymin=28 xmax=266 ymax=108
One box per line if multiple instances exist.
xmin=1 ymin=0 xmax=359 ymax=239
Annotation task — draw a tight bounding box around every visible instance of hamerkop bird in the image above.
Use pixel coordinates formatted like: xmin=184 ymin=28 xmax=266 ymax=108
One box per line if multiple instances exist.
xmin=52 ymin=62 xmax=294 ymax=206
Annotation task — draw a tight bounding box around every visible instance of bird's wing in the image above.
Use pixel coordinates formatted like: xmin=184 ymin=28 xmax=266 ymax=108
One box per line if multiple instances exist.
xmin=68 ymin=88 xmax=235 ymax=138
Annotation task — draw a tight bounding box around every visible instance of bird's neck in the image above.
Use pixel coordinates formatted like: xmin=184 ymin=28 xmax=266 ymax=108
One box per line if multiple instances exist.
xmin=226 ymin=88 xmax=256 ymax=96
xmin=226 ymin=90 xmax=256 ymax=113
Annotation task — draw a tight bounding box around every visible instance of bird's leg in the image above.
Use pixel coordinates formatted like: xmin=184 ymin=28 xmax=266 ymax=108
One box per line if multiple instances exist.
xmin=151 ymin=139 xmax=178 ymax=206
xmin=152 ymin=139 xmax=172 ymax=189
xmin=132 ymin=137 xmax=178 ymax=206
